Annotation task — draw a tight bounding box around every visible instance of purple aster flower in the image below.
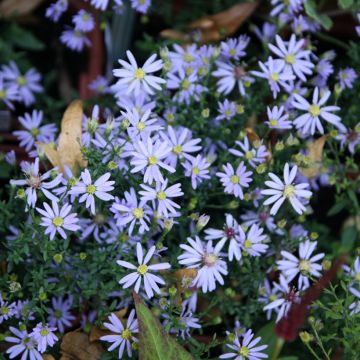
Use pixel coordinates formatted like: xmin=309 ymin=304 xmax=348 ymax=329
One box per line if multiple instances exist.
xmin=5 ymin=326 xmax=42 ymax=360
xmin=125 ymin=108 xmax=162 ymax=137
xmin=271 ymin=0 xmax=303 ymax=16
xmin=60 ymin=28 xmax=91 ymax=52
xmin=45 ymin=0 xmax=68 ymax=22
xmin=269 ymin=34 xmax=313 ymax=82
xmin=253 ymin=22 xmax=276 ymax=43
xmin=139 ymin=179 xmax=183 ymax=217
xmin=113 ymin=50 xmax=165 ymax=96
xmin=216 ymin=162 xmax=253 ymax=199
xmin=258 ymin=279 xmax=281 ymax=320
xmin=241 ymin=224 xmax=268 ymax=257
xmin=0 ymin=73 xmax=18 ymax=110
xmin=101 ymin=310 xmax=138 ymax=358
xmin=349 ymin=287 xmax=360 ymax=315
xmin=36 ymin=201 xmax=80 ymax=240
xmin=261 ymin=163 xmax=312 ymax=215
xmin=336 ymin=124 xmax=360 ymax=154
xmin=178 ymin=236 xmax=228 ymax=293
xmin=10 ymin=158 xmax=62 ymax=208
xmin=130 ymin=136 xmax=175 ymax=184
xmin=263 ymin=274 xmax=300 ymax=322
xmin=5 ymin=150 xmax=16 ymax=165
xmin=73 ymin=10 xmax=95 ymax=33
xmin=212 ymin=61 xmax=254 ymax=96
xmin=277 ymin=240 xmax=324 ymax=289
xmin=220 ymin=328 xmax=268 ymax=359
xmin=69 ymin=169 xmax=115 ymax=215
xmin=117 ymin=242 xmax=171 ymax=298
xmin=13 ymin=110 xmax=57 ymax=151
xmin=160 ymin=126 xmax=201 ymax=168
xmin=241 ymin=210 xmax=278 ymax=233
xmin=265 ymin=105 xmax=292 ymax=129
xmin=110 ymin=187 xmax=152 ymax=235
xmin=48 ymin=296 xmax=75 ymax=333
xmin=88 ymin=75 xmax=110 ymax=94
xmin=229 ymin=137 xmax=268 ymax=169
xmin=90 ymin=0 xmax=109 ymax=10
xmin=343 ymin=256 xmax=360 ymax=289
xmin=292 ymin=87 xmax=345 ymax=135
xmin=216 ymin=99 xmax=237 ymax=121
xmin=0 ymin=295 xmax=16 ymax=323
xmin=168 ymin=44 xmax=198 ymax=71
xmin=337 ymin=68 xmax=358 ymax=90
xmin=30 ymin=323 xmax=58 ymax=353
xmin=130 ymin=0 xmax=151 ymax=14
xmin=357 ymin=13 xmax=360 ymax=36
xmin=220 ymin=35 xmax=249 ymax=60
xmin=252 ymin=57 xmax=295 ymax=98
xmin=182 ymin=154 xmax=210 ymax=189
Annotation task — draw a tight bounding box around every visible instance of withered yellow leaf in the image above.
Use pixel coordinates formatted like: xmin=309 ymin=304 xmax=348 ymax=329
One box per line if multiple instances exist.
xmin=300 ymin=135 xmax=328 ymax=178
xmin=42 ymin=355 xmax=56 ymax=360
xmin=245 ymin=127 xmax=260 ymax=144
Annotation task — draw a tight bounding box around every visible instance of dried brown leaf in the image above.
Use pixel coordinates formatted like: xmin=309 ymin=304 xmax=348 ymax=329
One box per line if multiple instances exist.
xmin=159 ymin=29 xmax=190 ymax=42
xmin=0 ymin=0 xmax=44 ymax=18
xmin=245 ymin=127 xmax=260 ymax=144
xmin=42 ymin=355 xmax=56 ymax=360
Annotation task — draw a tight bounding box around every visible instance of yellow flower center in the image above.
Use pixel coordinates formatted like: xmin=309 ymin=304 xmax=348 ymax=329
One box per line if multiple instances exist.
xmin=299 ymin=260 xmax=311 ymax=274
xmin=283 ymin=184 xmax=295 ymax=198
xmin=132 ymin=207 xmax=144 ymax=219
xmin=224 ymin=110 xmax=232 ymax=116
xmin=186 ymin=67 xmax=194 ymax=76
xmin=229 ymin=48 xmax=237 ymax=56
xmin=136 ymin=122 xmax=146 ymax=131
xmin=270 ymin=119 xmax=278 ymax=126
xmin=309 ymin=104 xmax=321 ymax=117
xmin=355 ymin=272 xmax=360 ymax=281
xmin=192 ymin=167 xmax=200 ymax=175
xmin=52 ymin=216 xmax=64 ymax=227
xmin=285 ymin=54 xmax=296 ymax=64
xmin=134 ymin=68 xmax=145 ymax=80
xmin=82 ymin=14 xmax=90 ymax=21
xmin=0 ymin=90 xmax=7 ymax=99
xmin=239 ymin=346 xmax=250 ymax=357
xmin=245 ymin=151 xmax=254 ymax=160
xmin=157 ymin=191 xmax=167 ymax=200
xmin=86 ymin=184 xmax=96 ymax=194
xmin=181 ymin=79 xmax=191 ymax=90
xmin=121 ymin=328 xmax=132 ymax=341
xmin=0 ymin=306 xmax=9 ymax=315
xmin=204 ymin=253 xmax=218 ymax=267
xmin=244 ymin=239 xmax=252 ymax=249
xmin=40 ymin=329 xmax=49 ymax=337
xmin=17 ymin=76 xmax=27 ymax=86
xmin=137 ymin=264 xmax=148 ymax=275
xmin=270 ymin=72 xmax=279 ymax=82
xmin=148 ymin=155 xmax=157 ymax=165
xmin=173 ymin=145 xmax=183 ymax=155
xmin=269 ymin=294 xmax=278 ymax=302
xmin=230 ymin=175 xmax=239 ymax=184
xmin=184 ymin=54 xmax=194 ymax=63
xmin=30 ymin=128 xmax=40 ymax=136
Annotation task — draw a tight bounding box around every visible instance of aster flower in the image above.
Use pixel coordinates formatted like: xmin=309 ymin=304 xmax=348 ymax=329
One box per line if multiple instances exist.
xmin=313 ymin=59 xmax=333 ymax=88
xmin=13 ymin=110 xmax=57 ymax=151
xmin=349 ymin=287 xmax=360 ymax=315
xmin=130 ymin=136 xmax=175 ymax=184
xmin=5 ymin=150 xmax=16 ymax=165
xmin=45 ymin=0 xmax=68 ymax=22
xmin=343 ymin=256 xmax=360 ymax=288
xmin=90 ymin=0 xmax=109 ymax=10
xmin=277 ymin=240 xmax=325 ymax=289
xmin=241 ymin=224 xmax=268 ymax=257
xmin=0 ymin=295 xmax=16 ymax=324
xmin=216 ymin=162 xmax=253 ymax=199
xmin=263 ymin=274 xmax=300 ymax=322
xmin=182 ymin=155 xmax=210 ymax=189
xmin=261 ymin=163 xmax=312 ymax=215
xmin=269 ymin=34 xmax=313 ymax=81
xmin=168 ymin=44 xmax=199 ymax=70
xmin=37 ymin=201 xmax=80 ymax=240
xmin=113 ymin=50 xmax=165 ymax=96
xmin=178 ymin=236 xmax=228 ymax=293
xmin=220 ymin=329 xmax=268 ymax=359
xmin=69 ymin=169 xmax=115 ymax=215
xmin=5 ymin=326 xmax=42 ymax=360
xmin=336 ymin=124 xmax=360 ymax=154
xmin=10 ymin=158 xmax=62 ymax=208
xmin=60 ymin=28 xmax=91 ymax=52
xmin=130 ymin=0 xmax=151 ymax=13
xmin=117 ymin=242 xmax=171 ymax=298
xmin=253 ymin=22 xmax=276 ymax=43
xmin=30 ymin=323 xmax=58 ymax=353
xmin=101 ymin=310 xmax=138 ymax=358
xmin=216 ymin=99 xmax=237 ymax=121
xmin=271 ymin=0 xmax=303 ymax=16
xmin=125 ymin=108 xmax=162 ymax=137
xmin=47 ymin=296 xmax=75 ymax=333
xmin=220 ymin=35 xmax=249 ymax=60
xmin=265 ymin=105 xmax=292 ymax=129
xmin=258 ymin=279 xmax=280 ymax=320
xmin=2 ymin=61 xmax=43 ymax=107
xmin=337 ymin=68 xmax=358 ymax=90
xmin=88 ymin=75 xmax=110 ymax=94
xmin=0 ymin=73 xmax=19 ymax=110
xmin=292 ymin=87 xmax=345 ymax=135
xmin=139 ymin=179 xmax=183 ymax=217
xmin=73 ymin=10 xmax=95 ymax=32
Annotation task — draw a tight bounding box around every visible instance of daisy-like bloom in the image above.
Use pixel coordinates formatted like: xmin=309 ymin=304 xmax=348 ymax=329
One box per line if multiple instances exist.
xmin=139 ymin=179 xmax=183 ymax=218
xmin=101 ymin=310 xmax=138 ymax=358
xmin=47 ymin=296 xmax=75 ymax=333
xmin=37 ymin=201 xmax=80 ymax=240
xmin=0 ymin=295 xmax=16 ymax=324
xmin=69 ymin=169 xmax=115 ymax=215
xmin=125 ymin=108 xmax=162 ymax=137
xmin=45 ymin=0 xmax=68 ymax=22
xmin=5 ymin=326 xmax=42 ymax=360
xmin=241 ymin=224 xmax=268 ymax=257
xmin=113 ymin=50 xmax=165 ymax=96
xmin=258 ymin=279 xmax=280 ymax=320
xmin=88 ymin=75 xmax=110 ymax=94
xmin=5 ymin=150 xmax=16 ymax=165
xmin=205 ymin=213 xmax=245 ymax=261
xmin=30 ymin=323 xmax=58 ymax=353
xmin=336 ymin=123 xmax=360 ymax=154
xmin=265 ymin=105 xmax=292 ymax=130
xmin=212 ymin=61 xmax=254 ymax=96
xmin=270 ymin=0 xmax=303 ymax=16
xmin=252 ymin=57 xmax=295 ymax=98
xmin=292 ymin=87 xmax=345 ymax=135
xmin=10 ymin=158 xmax=62 ymax=208
xmin=130 ymin=136 xmax=175 ymax=184
xmin=269 ymin=34 xmax=313 ymax=82
xmin=261 ymin=163 xmax=312 ymax=215
xmin=178 ymin=236 xmax=228 ymax=293
xmin=110 ymin=187 xmax=151 ymax=235
xmin=263 ymin=274 xmax=300 ymax=323
xmin=220 ymin=35 xmax=249 ymax=60
xmin=130 ymin=0 xmax=151 ymax=13
xmin=160 ymin=126 xmax=201 ymax=168
xmin=349 ymin=287 xmax=360 ymax=315
xmin=337 ymin=68 xmax=358 ymax=90
xmin=60 ymin=27 xmax=91 ymax=52
xmin=216 ymin=99 xmax=237 ymax=121
xmin=73 ymin=9 xmax=95 ymax=32
xmin=0 ymin=73 xmax=19 ymax=110
xmin=229 ymin=137 xmax=268 ymax=169
xmin=220 ymin=328 xmax=268 ymax=359
xmin=2 ymin=61 xmax=43 ymax=107
xmin=343 ymin=256 xmax=360 ymax=286
xmin=90 ymin=0 xmax=109 ymax=10
xmin=216 ymin=163 xmax=253 ymax=199
xmin=253 ymin=22 xmax=276 ymax=43
xmin=182 ymin=155 xmax=210 ymax=190
xmin=277 ymin=240 xmax=325 ymax=289
xmin=313 ymin=58 xmax=334 ymax=88
xmin=117 ymin=242 xmax=171 ymax=298
xmin=13 ymin=110 xmax=57 ymax=151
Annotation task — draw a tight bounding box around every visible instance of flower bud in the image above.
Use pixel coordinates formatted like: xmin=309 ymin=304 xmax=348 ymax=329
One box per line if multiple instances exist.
xmin=196 ymin=214 xmax=210 ymax=231
xmin=201 ymin=108 xmax=210 ymax=118
xmin=53 ymin=253 xmax=63 ymax=264
xmin=300 ymin=331 xmax=313 ymax=343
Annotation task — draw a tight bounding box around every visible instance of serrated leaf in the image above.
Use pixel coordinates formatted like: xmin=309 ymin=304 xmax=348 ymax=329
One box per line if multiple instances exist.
xmin=338 ymin=0 xmax=353 ymax=8
xmin=134 ymin=293 xmax=194 ymax=360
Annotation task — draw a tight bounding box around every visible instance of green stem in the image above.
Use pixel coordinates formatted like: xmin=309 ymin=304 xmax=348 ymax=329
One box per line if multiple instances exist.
xmin=271 ymin=338 xmax=284 ymax=360
xmin=312 ymin=32 xmax=350 ymax=51
xmin=305 ymin=342 xmax=323 ymax=360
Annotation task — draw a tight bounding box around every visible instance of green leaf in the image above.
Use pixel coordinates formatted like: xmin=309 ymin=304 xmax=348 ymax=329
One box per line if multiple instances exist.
xmin=341 ymin=226 xmax=357 ymax=250
xmin=279 ymin=357 xmax=299 ymax=360
xmin=304 ymin=0 xmax=333 ymax=30
xmin=327 ymin=200 xmax=347 ymax=216
xmin=8 ymin=23 xmax=45 ymax=51
xmin=256 ymin=322 xmax=278 ymax=356
xmin=338 ymin=0 xmax=354 ymax=8
xmin=134 ymin=293 xmax=194 ymax=360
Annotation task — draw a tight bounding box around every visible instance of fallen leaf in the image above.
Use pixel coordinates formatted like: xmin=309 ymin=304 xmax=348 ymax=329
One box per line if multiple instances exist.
xmin=0 ymin=0 xmax=44 ymax=18
xmin=43 ymin=355 xmax=56 ymax=360
xmin=245 ymin=127 xmax=260 ymax=144
xmin=299 ymin=135 xmax=328 ymax=178
xmin=134 ymin=292 xmax=194 ymax=360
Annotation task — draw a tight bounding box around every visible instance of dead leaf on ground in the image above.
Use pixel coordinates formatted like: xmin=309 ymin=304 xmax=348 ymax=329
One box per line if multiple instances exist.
xmin=0 ymin=0 xmax=44 ymax=18
xmin=43 ymin=355 xmax=56 ymax=360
